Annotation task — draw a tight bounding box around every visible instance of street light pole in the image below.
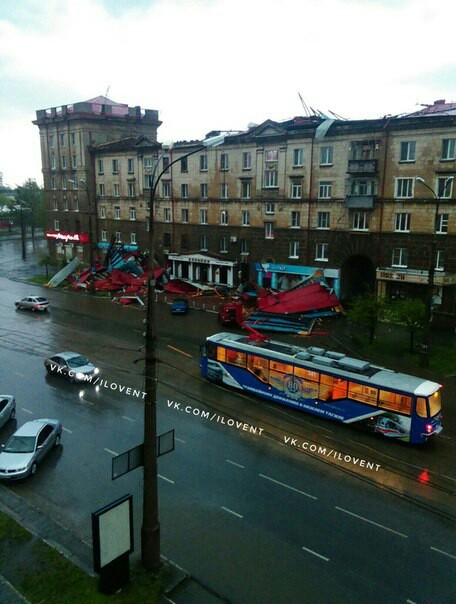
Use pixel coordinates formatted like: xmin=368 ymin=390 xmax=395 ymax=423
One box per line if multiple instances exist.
xmin=416 ymin=175 xmax=454 ymax=366
xmin=142 ymin=134 xmax=225 ymax=571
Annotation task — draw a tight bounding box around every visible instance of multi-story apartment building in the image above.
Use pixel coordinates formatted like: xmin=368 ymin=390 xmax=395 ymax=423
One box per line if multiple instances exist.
xmin=33 ymin=96 xmax=161 ymax=262
xmin=37 ymin=97 xmax=456 ymax=326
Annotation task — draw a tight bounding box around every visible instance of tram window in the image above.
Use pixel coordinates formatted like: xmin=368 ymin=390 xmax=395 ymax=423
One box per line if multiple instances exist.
xmin=379 ymin=390 xmax=411 ymax=415
xmin=270 ymin=361 xmax=294 ymax=374
xmin=429 ymin=391 xmax=442 ymax=417
xmin=206 ymin=344 xmax=216 ymax=359
xmin=217 ymin=347 xmax=226 ymax=362
xmin=247 ymin=354 xmax=269 ymax=383
xmin=321 ymin=376 xmax=348 ymax=401
xmin=226 ymin=349 xmax=247 ymax=367
xmin=416 ymin=397 xmax=427 ymax=418
xmin=295 ymin=366 xmax=319 ymax=382
xmin=348 ymin=382 xmax=378 ymax=406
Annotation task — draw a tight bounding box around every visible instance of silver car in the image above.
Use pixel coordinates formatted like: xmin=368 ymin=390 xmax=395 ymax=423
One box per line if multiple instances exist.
xmin=44 ymin=351 xmax=99 ymax=383
xmin=0 ymin=395 xmax=16 ymax=429
xmin=15 ymin=296 xmax=50 ymax=312
xmin=0 ymin=419 xmax=62 ymax=480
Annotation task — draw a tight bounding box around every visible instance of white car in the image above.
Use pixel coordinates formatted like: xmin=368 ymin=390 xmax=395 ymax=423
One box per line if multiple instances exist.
xmin=0 ymin=395 xmax=16 ymax=429
xmin=15 ymin=296 xmax=50 ymax=312
xmin=44 ymin=351 xmax=99 ymax=383
xmin=0 ymin=419 xmax=62 ymax=480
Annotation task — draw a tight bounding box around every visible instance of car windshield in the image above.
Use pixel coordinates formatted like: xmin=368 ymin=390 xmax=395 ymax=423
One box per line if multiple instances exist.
xmin=4 ymin=436 xmax=35 ymax=454
xmin=67 ymin=355 xmax=90 ymax=368
xmin=36 ymin=298 xmax=48 ymax=302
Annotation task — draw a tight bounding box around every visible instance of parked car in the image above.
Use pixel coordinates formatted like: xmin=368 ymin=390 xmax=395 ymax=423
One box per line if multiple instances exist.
xmin=171 ymin=298 xmax=189 ymax=315
xmin=0 ymin=419 xmax=62 ymax=480
xmin=44 ymin=351 xmax=99 ymax=383
xmin=15 ymin=296 xmax=50 ymax=312
xmin=0 ymin=395 xmax=16 ymax=429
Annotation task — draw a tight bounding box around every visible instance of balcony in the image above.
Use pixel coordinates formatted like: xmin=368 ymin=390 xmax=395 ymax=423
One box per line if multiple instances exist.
xmin=347 ymin=159 xmax=378 ymax=175
xmin=345 ymin=195 xmax=375 ymax=209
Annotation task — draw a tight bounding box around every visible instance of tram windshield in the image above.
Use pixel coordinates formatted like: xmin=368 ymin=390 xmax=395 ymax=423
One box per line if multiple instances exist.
xmin=429 ymin=390 xmax=442 ymax=416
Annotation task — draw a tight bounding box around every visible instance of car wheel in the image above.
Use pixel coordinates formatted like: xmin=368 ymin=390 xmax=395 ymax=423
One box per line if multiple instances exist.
xmin=54 ymin=435 xmax=61 ymax=447
xmin=30 ymin=462 xmax=37 ymax=476
xmin=15 ymin=304 xmax=20 ymax=309
xmin=10 ymin=408 xmax=16 ymax=420
xmin=31 ymin=307 xmax=35 ymax=312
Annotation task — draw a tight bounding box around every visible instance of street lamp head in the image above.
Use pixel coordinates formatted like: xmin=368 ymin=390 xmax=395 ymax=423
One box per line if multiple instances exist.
xmin=203 ymin=133 xmax=226 ymax=148
xmin=416 ymin=176 xmax=426 ymax=184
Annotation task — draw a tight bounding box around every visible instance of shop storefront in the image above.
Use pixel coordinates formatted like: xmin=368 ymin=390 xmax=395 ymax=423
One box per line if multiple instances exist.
xmin=168 ymin=253 xmax=237 ymax=287
xmin=254 ymin=262 xmax=341 ymax=297
xmin=46 ymin=231 xmax=89 ymax=260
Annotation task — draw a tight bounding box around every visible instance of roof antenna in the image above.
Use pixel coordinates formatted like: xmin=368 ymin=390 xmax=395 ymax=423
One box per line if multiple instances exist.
xmin=105 ymin=85 xmax=110 ymax=98
xmin=298 ymin=92 xmax=312 ymax=117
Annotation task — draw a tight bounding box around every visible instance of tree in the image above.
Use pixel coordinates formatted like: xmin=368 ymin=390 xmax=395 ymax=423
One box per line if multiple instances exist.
xmin=346 ymin=293 xmax=387 ymax=344
xmin=390 ymin=298 xmax=426 ymax=353
xmin=38 ymin=253 xmax=58 ymax=279
xmin=12 ymin=179 xmax=45 ymax=241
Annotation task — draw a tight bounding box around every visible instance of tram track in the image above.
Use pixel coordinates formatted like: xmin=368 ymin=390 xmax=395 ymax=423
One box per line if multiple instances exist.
xmin=156 ymin=352 xmax=456 ymax=524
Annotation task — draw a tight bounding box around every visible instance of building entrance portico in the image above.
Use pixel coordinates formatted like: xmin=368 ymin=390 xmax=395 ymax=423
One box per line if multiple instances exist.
xmin=168 ymin=253 xmax=236 ymax=287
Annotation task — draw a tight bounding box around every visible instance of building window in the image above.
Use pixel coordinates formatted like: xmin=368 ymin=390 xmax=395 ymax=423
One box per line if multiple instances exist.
xmin=220 ymin=183 xmax=228 ymax=199
xmin=315 ymin=242 xmax=328 ymax=261
xmin=163 ymin=156 xmax=170 ymax=172
xmin=436 ymin=213 xmax=448 ymax=234
xmin=181 ymin=184 xmax=189 ymax=199
xmin=200 ymin=209 xmax=208 ymax=225
xmin=63 ymin=197 xmax=68 ymax=211
xmin=241 ymin=210 xmax=250 ymax=226
xmin=72 ymin=154 xmax=77 ymax=169
xmin=144 ymin=174 xmax=153 ymax=189
xmin=200 ymin=235 xmax=208 ymax=251
xmin=71 ymin=132 xmax=76 ymax=146
xmin=264 ymin=169 xmax=278 ymax=188
xmin=441 ymin=138 xmax=455 ymax=161
xmin=265 ymin=202 xmax=275 ymax=215
xmin=201 ymin=183 xmax=208 ymax=199
xmin=98 ymin=159 xmax=104 ymax=174
xmin=51 ymin=155 xmax=56 ymax=170
xmin=435 ymin=250 xmax=445 ymax=271
xmin=290 ymin=181 xmax=302 ymax=199
xmin=49 ymin=135 xmax=55 ymax=149
xmin=181 ymin=209 xmax=189 ymax=223
xmin=220 ymin=153 xmax=229 ymax=171
xmin=181 ymin=157 xmax=188 ymax=173
xmin=164 ymin=208 xmax=171 ymax=222
xmin=394 ymin=212 xmax=411 ymax=232
xmin=392 ymin=248 xmax=408 ymax=267
xmin=98 ymin=184 xmax=105 ymax=197
xmin=219 ymin=236 xmax=228 ymax=253
xmin=146 ymin=217 xmax=150 ymax=232
xmin=242 ymin=152 xmax=252 ymax=170
xmin=264 ymin=222 xmax=274 ymax=239
xmin=127 ymin=183 xmax=135 ymax=197
xmin=241 ymin=181 xmax=251 ymax=199
xmin=289 ymin=241 xmax=299 ymax=259
xmin=113 ymin=184 xmax=120 ymax=197
xmin=112 ymin=159 xmax=119 ymax=174
xmin=144 ymin=157 xmax=153 ymax=170
xmin=129 ymin=207 xmax=136 ymax=221
xmin=352 ymin=212 xmax=369 ymax=231
xmin=317 ymin=211 xmax=330 ymax=229
xmin=240 ymin=239 xmax=250 ymax=255
xmin=266 ymin=150 xmax=278 ymax=161
xmin=101 ymin=229 xmax=107 ymax=242
xmin=395 ymin=178 xmax=414 ymax=198
xmin=400 ymin=141 xmax=416 ymax=162
xmin=200 ymin=155 xmax=208 ymax=171
xmin=114 ymin=206 xmax=121 ymax=220
xmin=162 ymin=182 xmax=171 ymax=198
xmin=100 ymin=206 xmax=106 ymax=219
xmin=54 ymin=219 xmax=60 ymax=231
xmin=61 ymin=155 xmax=67 ymax=169
xmin=320 ymin=146 xmax=333 ymax=166
xmin=220 ymin=210 xmax=229 ymax=225
xmin=349 ymin=179 xmax=376 ymax=196
xmin=51 ymin=177 xmax=56 ymax=190
xmin=437 ymin=177 xmax=453 ymax=198
xmin=290 ymin=211 xmax=300 ymax=228
xmin=293 ymin=148 xmax=304 ymax=167
xmin=62 ymin=177 xmax=67 ymax=190
xmin=130 ymin=233 xmax=136 ymax=244
xmin=71 ymin=179 xmax=78 ymax=190
xmin=60 ymin=133 xmax=65 ymax=147
xmin=128 ymin=158 xmax=134 ymax=174
xmin=115 ymin=231 xmax=121 ymax=242
xmin=318 ymin=181 xmax=332 ymax=199
xmin=53 ymin=199 xmax=58 ymax=211
xmin=73 ymin=198 xmax=79 ymax=212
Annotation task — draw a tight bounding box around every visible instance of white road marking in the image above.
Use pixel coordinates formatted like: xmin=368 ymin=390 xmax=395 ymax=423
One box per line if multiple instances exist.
xmin=226 ymin=459 xmax=245 ymax=469
xmin=335 ymin=506 xmax=408 ymax=538
xmin=221 ymin=506 xmax=243 ymax=519
xmin=175 ymin=437 xmax=186 ymax=444
xmin=15 ymin=372 xmax=25 ymax=377
xmin=406 ymin=599 xmax=417 ymax=603
xmin=62 ymin=427 xmax=72 ymax=434
xmin=302 ymin=546 xmax=329 ymax=562
xmin=158 ymin=474 xmax=175 ymax=484
xmin=122 ymin=416 xmax=135 ymax=422
xmin=259 ymin=473 xmax=317 ymax=500
xmin=430 ymin=546 xmax=456 ymax=560
xmin=104 ymin=448 xmax=118 ymax=456
xmin=22 ymin=408 xmax=33 ymax=415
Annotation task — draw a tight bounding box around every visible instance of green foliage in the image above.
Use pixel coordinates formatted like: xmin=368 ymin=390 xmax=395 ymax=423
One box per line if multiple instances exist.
xmin=10 ymin=179 xmax=46 ymax=230
xmin=38 ymin=253 xmax=59 ymax=278
xmin=389 ymin=298 xmax=426 ymax=353
xmin=346 ymin=293 xmax=388 ymax=344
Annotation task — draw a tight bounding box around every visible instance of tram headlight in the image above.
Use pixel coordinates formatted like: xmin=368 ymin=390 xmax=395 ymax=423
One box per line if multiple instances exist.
xmin=425 ymin=423 xmax=433 ymax=434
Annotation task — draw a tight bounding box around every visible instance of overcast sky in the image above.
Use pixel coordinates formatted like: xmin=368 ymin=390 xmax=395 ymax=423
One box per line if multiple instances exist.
xmin=0 ymin=0 xmax=454 ymax=188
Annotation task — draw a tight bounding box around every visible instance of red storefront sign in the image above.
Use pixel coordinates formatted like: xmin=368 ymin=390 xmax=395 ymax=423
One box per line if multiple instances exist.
xmin=46 ymin=231 xmax=90 ymax=244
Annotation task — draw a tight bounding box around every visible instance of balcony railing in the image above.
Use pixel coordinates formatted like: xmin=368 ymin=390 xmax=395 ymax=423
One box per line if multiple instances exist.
xmin=345 ymin=195 xmax=375 ymax=209
xmin=347 ymin=159 xmax=378 ymax=175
